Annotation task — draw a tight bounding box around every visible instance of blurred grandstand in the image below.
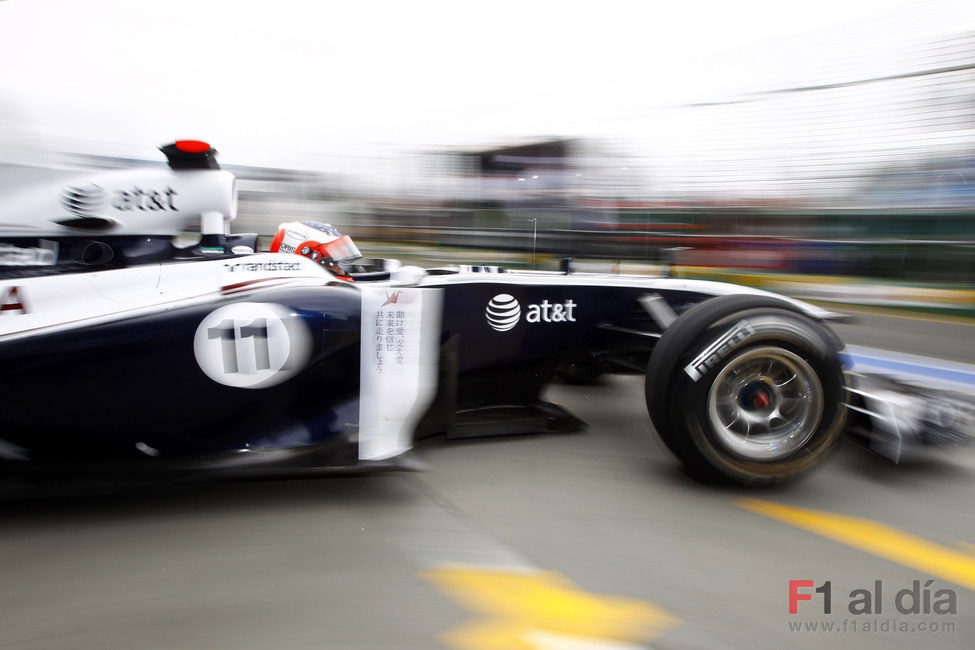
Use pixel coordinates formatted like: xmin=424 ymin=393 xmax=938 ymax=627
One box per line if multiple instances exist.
xmin=6 ymin=27 xmax=973 ymax=286
xmin=240 ymin=27 xmax=975 ymax=284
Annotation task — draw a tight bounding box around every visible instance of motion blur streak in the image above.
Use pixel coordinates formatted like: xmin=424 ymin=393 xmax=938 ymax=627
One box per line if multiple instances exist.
xmin=3 ymin=3 xmax=974 ymax=300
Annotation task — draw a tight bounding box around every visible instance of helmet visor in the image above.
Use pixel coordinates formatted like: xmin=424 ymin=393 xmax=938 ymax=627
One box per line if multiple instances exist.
xmin=322 ymin=234 xmax=362 ymax=264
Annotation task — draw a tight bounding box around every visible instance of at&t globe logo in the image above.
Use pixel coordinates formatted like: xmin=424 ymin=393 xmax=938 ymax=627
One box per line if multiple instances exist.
xmin=485 ymin=293 xmax=579 ymax=331
xmin=486 ymin=294 xmax=521 ymax=331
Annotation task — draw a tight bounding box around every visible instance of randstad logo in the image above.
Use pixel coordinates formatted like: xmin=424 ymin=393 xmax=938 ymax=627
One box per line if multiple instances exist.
xmin=485 ymin=294 xmax=577 ymax=332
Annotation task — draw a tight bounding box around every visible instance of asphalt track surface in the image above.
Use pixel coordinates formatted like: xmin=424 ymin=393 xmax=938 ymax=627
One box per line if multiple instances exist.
xmin=1 ymin=310 xmax=973 ymax=649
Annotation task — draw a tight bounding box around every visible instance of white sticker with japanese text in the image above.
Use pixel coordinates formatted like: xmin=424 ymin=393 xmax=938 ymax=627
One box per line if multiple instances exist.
xmin=359 ymin=287 xmax=442 ymax=460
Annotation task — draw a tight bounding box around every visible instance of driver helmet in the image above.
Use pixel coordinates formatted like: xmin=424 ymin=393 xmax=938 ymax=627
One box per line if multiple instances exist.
xmin=269 ymin=221 xmax=362 ymax=279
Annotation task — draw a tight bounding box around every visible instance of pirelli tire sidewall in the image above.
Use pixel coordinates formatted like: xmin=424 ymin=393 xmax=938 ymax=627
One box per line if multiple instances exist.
xmin=646 ymin=295 xmax=847 ymax=485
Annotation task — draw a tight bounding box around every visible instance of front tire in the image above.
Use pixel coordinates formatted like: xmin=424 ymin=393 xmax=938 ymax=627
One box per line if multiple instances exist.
xmin=646 ymin=295 xmax=847 ymax=485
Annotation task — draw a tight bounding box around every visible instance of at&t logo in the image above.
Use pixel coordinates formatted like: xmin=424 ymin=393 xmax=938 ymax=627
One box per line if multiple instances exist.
xmin=485 ymin=294 xmax=578 ymax=332
xmin=486 ymin=294 xmax=521 ymax=331
xmin=60 ymin=184 xmax=109 ymax=217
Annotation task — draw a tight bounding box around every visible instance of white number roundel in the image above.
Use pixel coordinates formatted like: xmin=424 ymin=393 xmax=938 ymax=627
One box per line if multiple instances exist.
xmin=194 ymin=302 xmax=311 ymax=388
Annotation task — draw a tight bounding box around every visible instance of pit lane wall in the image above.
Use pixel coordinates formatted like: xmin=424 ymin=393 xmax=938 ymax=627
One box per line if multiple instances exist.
xmin=672 ymin=267 xmax=975 ymax=317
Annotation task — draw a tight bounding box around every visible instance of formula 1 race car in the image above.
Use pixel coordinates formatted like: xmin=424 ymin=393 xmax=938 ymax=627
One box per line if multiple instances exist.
xmin=0 ymin=142 xmax=969 ymax=489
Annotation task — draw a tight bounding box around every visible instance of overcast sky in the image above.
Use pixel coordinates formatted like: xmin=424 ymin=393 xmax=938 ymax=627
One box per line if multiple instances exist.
xmin=1 ymin=0 xmax=972 ymax=170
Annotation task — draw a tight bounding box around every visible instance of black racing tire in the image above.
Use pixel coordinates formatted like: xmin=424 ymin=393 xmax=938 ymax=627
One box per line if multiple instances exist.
xmin=645 ymin=294 xmax=847 ymax=485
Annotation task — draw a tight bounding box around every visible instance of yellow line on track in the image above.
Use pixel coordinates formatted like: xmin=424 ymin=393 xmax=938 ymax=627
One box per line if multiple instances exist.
xmin=738 ymin=499 xmax=975 ymax=591
xmin=424 ymin=565 xmax=680 ymax=649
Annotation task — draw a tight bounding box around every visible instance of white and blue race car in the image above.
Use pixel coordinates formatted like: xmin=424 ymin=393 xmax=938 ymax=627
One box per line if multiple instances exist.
xmin=0 ymin=142 xmax=968 ymax=488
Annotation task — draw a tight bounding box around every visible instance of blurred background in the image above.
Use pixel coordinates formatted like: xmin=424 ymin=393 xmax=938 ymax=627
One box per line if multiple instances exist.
xmin=2 ymin=0 xmax=974 ymax=301
xmin=3 ymin=5 xmax=975 ymax=649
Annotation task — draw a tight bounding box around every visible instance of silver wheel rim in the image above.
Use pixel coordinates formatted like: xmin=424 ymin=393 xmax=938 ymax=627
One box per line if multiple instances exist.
xmin=706 ymin=346 xmax=823 ymax=461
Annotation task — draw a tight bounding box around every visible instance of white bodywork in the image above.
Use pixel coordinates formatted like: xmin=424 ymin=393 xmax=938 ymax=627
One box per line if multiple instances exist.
xmin=0 ymin=167 xmax=236 ymax=237
xmin=0 ymin=254 xmax=327 ymax=342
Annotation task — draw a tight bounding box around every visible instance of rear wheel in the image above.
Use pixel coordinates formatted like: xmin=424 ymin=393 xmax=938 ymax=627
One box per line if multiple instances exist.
xmin=645 ymin=294 xmax=847 ymax=485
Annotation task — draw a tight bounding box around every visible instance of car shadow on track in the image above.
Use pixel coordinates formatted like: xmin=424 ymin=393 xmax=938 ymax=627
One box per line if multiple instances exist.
xmin=0 ymin=474 xmax=416 ymax=524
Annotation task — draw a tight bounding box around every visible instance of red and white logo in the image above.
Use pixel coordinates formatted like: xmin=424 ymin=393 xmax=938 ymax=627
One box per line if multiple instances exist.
xmin=0 ymin=287 xmax=28 ymax=315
